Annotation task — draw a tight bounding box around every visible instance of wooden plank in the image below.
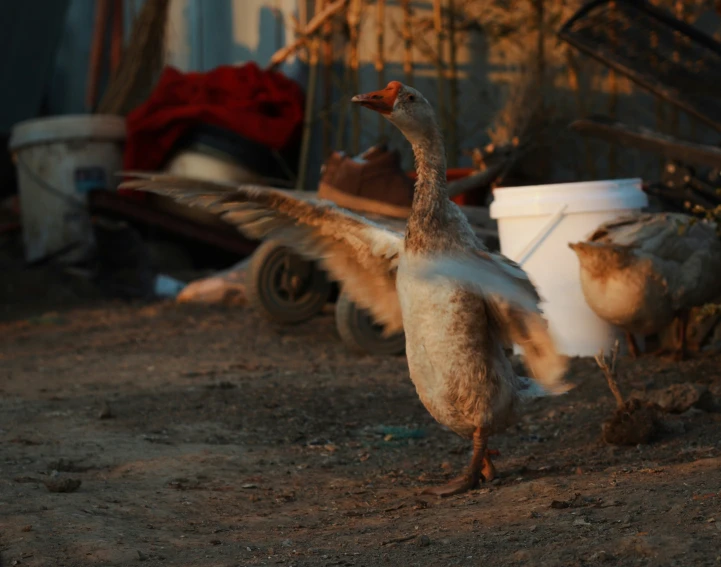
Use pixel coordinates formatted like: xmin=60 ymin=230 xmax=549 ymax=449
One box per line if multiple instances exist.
xmin=571 ymin=116 xmax=721 ymax=169
xmin=88 ymin=191 xmax=258 ymax=257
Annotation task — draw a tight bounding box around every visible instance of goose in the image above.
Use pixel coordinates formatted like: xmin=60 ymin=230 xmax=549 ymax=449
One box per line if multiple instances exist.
xmin=569 ymin=212 xmax=721 ymax=359
xmin=120 ymin=81 xmax=570 ymax=496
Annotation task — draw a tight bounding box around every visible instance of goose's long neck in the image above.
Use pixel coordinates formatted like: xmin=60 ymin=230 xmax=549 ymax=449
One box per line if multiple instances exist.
xmin=405 ymin=125 xmax=451 ymax=252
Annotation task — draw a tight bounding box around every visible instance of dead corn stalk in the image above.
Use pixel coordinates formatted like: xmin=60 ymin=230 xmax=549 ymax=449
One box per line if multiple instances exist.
xmin=594 ymin=340 xmax=625 ymax=410
xmin=97 ymin=0 xmax=170 ymax=115
xmin=266 ymin=0 xmax=347 ymax=70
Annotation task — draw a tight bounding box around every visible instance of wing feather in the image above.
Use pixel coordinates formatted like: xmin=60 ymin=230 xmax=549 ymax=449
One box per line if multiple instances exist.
xmin=119 ymin=172 xmax=405 ymax=332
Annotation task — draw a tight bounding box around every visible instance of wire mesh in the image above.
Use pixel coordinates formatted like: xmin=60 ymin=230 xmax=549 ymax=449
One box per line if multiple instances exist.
xmin=558 ymin=0 xmax=721 ymax=132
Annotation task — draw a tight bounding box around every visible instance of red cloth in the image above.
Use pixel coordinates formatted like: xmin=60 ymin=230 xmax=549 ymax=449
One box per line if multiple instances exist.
xmin=123 ymin=63 xmax=305 ymax=173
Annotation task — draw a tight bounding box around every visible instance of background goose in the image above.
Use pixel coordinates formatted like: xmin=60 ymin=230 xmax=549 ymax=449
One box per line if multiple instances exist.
xmin=569 ymin=212 xmax=721 ymax=359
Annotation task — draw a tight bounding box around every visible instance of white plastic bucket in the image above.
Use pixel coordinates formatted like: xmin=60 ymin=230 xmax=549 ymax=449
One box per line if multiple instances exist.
xmin=490 ymin=178 xmax=648 ymax=357
xmin=9 ymin=115 xmax=126 ymax=263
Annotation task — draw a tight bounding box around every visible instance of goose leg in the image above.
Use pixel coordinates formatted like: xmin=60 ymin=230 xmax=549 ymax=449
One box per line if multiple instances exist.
xmin=422 ymin=427 xmax=489 ymax=497
xmin=673 ymin=312 xmax=689 ymax=361
xmin=626 ymin=332 xmax=639 ymax=359
xmin=481 ymin=452 xmax=496 ymax=483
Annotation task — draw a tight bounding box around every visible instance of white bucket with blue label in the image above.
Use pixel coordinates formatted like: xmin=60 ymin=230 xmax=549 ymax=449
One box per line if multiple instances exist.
xmin=9 ymin=115 xmax=126 ymax=263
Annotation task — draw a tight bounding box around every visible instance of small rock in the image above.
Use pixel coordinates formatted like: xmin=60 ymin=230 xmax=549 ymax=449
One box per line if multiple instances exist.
xmin=137 ymin=550 xmax=148 ymax=561
xmin=98 ymin=401 xmax=114 ymax=419
xmin=176 ymin=268 xmax=247 ymax=307
xmin=589 ymin=551 xmax=613 ymax=562
xmin=513 ymin=551 xmax=531 ymax=561
xmin=417 ymin=535 xmax=431 ymax=547
xmin=573 ymin=518 xmax=591 ymax=526
xmin=21 ymin=525 xmax=32 ymax=532
xmin=44 ymin=477 xmax=81 ymax=493
xmin=602 ymin=399 xmax=660 ymax=446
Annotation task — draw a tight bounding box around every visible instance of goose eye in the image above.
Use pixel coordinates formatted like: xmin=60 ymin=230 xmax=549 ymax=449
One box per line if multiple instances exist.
xmin=407 ymin=95 xmax=415 ymax=102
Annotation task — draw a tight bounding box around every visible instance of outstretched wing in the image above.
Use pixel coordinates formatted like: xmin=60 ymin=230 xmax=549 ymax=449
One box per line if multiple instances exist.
xmin=119 ymin=172 xmax=405 ymax=333
xmin=410 ymin=249 xmax=570 ymax=394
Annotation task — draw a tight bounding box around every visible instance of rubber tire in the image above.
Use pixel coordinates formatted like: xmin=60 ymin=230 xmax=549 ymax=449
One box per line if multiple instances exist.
xmin=247 ymin=240 xmax=332 ymax=324
xmin=335 ymin=291 xmax=406 ymax=356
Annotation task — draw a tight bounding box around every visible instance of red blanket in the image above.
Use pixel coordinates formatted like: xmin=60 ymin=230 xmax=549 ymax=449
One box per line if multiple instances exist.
xmin=123 ymin=63 xmax=305 ymax=173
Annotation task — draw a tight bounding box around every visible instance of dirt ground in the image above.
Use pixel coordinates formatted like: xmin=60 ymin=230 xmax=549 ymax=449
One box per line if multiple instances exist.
xmin=1 ymin=295 xmax=721 ymax=567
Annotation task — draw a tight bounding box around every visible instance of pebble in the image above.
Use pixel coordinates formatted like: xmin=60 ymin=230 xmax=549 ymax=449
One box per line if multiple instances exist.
xmin=417 ymin=535 xmax=431 ymax=547
xmin=44 ymin=477 xmax=81 ymax=493
xmin=98 ymin=401 xmax=114 ymax=419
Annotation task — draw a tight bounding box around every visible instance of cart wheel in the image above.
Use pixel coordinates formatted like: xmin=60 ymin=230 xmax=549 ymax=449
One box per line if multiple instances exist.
xmin=247 ymin=240 xmax=332 ymax=324
xmin=335 ymin=291 xmax=406 ymax=356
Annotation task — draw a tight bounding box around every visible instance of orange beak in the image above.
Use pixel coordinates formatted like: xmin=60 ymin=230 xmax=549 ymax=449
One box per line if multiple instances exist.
xmin=351 ymin=81 xmax=401 ymax=115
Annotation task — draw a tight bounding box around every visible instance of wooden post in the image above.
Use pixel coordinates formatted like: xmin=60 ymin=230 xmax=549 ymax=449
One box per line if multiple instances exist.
xmin=607 ymin=0 xmax=618 ymax=177
xmin=110 ymin=0 xmax=124 ymax=75
xmin=670 ymin=0 xmax=683 ymax=138
xmin=447 ymin=0 xmax=459 ymax=168
xmin=296 ymin=1 xmax=320 ymax=191
xmin=348 ymin=0 xmax=363 ymax=155
xmin=321 ymin=0 xmax=334 ymax=159
xmin=401 ymin=0 xmax=414 ymax=87
xmin=535 ymin=0 xmax=545 ymax=83
xmin=87 ymin=0 xmax=110 ymax=111
xmin=432 ymin=0 xmax=446 ymax=138
xmin=565 ymin=48 xmax=596 ymax=179
xmin=375 ymin=0 xmax=386 ymax=137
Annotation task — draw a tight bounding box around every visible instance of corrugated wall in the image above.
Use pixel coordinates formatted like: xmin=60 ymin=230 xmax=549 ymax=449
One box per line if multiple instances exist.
xmin=0 ymin=0 xmax=72 ymax=132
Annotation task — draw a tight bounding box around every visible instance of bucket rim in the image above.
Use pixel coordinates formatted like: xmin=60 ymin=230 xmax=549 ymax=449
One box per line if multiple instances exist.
xmin=493 ymin=177 xmax=642 ymax=194
xmin=9 ymin=114 xmax=127 ymax=151
xmin=489 ymin=178 xmax=647 ymax=219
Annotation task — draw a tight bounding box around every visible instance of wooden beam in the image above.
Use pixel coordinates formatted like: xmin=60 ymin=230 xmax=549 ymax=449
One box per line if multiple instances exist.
xmin=266 ymin=0 xmax=348 ymax=70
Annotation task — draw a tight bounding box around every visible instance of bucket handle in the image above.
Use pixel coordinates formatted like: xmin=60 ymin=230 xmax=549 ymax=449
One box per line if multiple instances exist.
xmin=513 ymin=204 xmax=568 ymax=266
xmin=14 ymin=153 xmax=86 ymax=210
